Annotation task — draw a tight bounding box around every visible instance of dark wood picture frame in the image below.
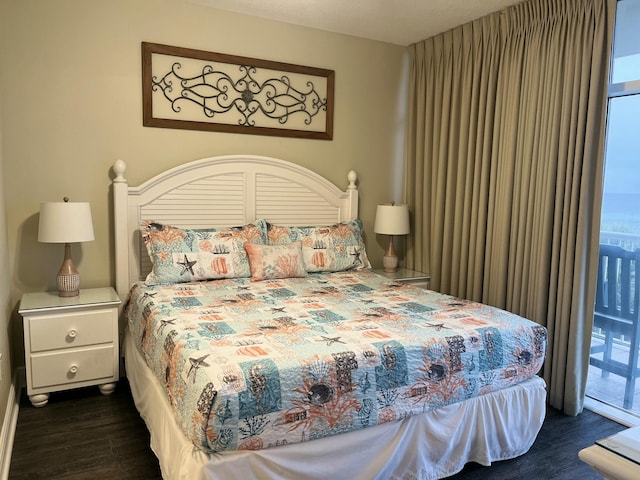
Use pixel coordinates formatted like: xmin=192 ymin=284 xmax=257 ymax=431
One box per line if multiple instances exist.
xmin=142 ymin=42 xmax=334 ymax=140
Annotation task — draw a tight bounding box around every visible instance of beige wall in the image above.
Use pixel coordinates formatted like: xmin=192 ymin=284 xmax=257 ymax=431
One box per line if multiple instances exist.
xmin=0 ymin=0 xmax=408 ymax=390
xmin=0 ymin=81 xmax=13 ymax=429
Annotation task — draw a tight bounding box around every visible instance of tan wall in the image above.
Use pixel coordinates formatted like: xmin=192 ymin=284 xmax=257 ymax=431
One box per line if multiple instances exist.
xmin=0 ymin=0 xmax=408 ymax=375
xmin=0 ymin=83 xmax=14 ymax=429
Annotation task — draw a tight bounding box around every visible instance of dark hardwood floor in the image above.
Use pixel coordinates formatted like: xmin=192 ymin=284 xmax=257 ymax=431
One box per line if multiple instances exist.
xmin=9 ymin=381 xmax=161 ymax=479
xmin=9 ymin=380 xmax=626 ymax=479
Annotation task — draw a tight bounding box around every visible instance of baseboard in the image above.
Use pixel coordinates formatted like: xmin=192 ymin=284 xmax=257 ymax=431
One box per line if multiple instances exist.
xmin=0 ymin=369 xmax=23 ymax=480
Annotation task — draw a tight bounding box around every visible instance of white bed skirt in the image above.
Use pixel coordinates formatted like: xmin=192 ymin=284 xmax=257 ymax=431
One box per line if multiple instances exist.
xmin=124 ymin=329 xmax=546 ymax=480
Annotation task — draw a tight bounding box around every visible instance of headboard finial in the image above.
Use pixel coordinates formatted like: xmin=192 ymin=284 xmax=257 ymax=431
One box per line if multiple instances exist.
xmin=113 ymin=160 xmax=127 ymax=183
xmin=347 ymin=170 xmax=357 ymax=190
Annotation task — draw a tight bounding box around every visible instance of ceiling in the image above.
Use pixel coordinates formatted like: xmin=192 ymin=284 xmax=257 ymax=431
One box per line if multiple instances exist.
xmin=185 ymin=0 xmax=524 ymax=46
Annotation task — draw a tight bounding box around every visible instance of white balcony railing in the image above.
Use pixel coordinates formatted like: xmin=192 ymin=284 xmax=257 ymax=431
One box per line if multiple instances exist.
xmin=600 ymin=231 xmax=640 ymax=251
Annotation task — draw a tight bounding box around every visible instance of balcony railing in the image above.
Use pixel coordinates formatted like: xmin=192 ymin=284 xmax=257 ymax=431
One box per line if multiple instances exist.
xmin=600 ymin=231 xmax=640 ymax=251
xmin=588 ymin=232 xmax=640 ymax=411
xmin=594 ymin=232 xmax=640 ymax=343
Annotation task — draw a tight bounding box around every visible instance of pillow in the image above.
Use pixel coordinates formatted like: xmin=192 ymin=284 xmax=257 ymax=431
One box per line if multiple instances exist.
xmin=244 ymin=242 xmax=307 ymax=281
xmin=140 ymin=221 xmax=265 ymax=284
xmin=265 ymin=219 xmax=372 ymax=273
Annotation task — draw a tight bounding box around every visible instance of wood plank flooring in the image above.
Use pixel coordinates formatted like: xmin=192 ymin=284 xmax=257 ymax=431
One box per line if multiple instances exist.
xmin=9 ymin=381 xmax=161 ymax=479
xmin=8 ymin=379 xmax=627 ymax=479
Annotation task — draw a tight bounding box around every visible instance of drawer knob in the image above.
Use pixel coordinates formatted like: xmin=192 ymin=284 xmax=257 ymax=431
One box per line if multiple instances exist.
xmin=68 ymin=329 xmax=77 ymax=340
xmin=69 ymin=365 xmax=78 ymax=375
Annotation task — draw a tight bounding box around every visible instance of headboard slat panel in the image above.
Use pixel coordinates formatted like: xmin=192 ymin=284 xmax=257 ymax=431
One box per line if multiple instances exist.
xmin=255 ymin=172 xmax=339 ymax=226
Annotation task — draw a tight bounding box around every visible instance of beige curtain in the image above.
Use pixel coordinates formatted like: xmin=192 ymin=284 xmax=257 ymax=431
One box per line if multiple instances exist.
xmin=405 ymin=0 xmax=615 ymax=415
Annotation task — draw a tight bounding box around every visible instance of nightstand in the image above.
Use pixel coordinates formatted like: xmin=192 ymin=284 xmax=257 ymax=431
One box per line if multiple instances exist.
xmin=374 ymin=267 xmax=431 ymax=289
xmin=19 ymin=287 xmax=121 ymax=407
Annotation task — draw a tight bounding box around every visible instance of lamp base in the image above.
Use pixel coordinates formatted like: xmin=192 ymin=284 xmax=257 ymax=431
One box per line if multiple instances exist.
xmin=382 ymin=254 xmax=399 ymax=273
xmin=57 ymin=243 xmax=80 ymax=297
xmin=57 ymin=273 xmax=80 ymax=297
xmin=382 ymin=236 xmax=399 ymax=273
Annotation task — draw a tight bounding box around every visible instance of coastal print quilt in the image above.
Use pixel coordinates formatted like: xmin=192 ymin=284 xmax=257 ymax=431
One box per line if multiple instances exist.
xmin=126 ymin=271 xmax=547 ymax=453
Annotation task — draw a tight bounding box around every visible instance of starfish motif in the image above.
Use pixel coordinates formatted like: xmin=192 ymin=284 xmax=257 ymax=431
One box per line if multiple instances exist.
xmin=177 ymin=254 xmax=197 ymax=275
xmin=427 ymin=323 xmax=451 ymax=331
xmin=319 ymin=335 xmax=346 ymax=346
xmin=350 ymin=248 xmax=363 ymax=265
xmin=187 ymin=354 xmax=210 ymax=382
xmin=157 ymin=318 xmax=176 ymax=333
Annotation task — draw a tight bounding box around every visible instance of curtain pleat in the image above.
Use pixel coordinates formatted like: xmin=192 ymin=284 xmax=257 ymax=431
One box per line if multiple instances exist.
xmin=405 ymin=0 xmax=615 ymax=415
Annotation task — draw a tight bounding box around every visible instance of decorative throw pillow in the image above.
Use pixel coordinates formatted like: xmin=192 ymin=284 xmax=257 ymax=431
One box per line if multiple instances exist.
xmin=244 ymin=242 xmax=307 ymax=281
xmin=265 ymin=219 xmax=372 ymax=273
xmin=140 ymin=221 xmax=265 ymax=284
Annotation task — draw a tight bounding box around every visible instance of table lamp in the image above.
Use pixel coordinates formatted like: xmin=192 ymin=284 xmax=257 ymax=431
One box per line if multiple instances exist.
xmin=374 ymin=203 xmax=410 ymax=273
xmin=38 ymin=197 xmax=95 ymax=297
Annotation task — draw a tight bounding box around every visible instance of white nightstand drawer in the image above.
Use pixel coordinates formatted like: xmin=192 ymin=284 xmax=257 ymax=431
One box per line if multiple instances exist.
xmin=28 ymin=309 xmax=114 ymax=352
xmin=30 ymin=345 xmax=116 ymax=389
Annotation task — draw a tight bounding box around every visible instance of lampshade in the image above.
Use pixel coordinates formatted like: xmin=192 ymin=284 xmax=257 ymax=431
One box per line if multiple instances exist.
xmin=38 ymin=199 xmax=94 ymax=297
xmin=374 ymin=204 xmax=410 ymax=236
xmin=38 ymin=201 xmax=95 ymax=243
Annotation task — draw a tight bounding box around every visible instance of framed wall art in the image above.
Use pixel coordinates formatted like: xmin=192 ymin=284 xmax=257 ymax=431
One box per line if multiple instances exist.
xmin=142 ymin=42 xmax=334 ymax=140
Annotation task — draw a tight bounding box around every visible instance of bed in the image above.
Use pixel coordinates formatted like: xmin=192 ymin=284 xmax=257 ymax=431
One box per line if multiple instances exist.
xmin=112 ymin=154 xmax=547 ymax=480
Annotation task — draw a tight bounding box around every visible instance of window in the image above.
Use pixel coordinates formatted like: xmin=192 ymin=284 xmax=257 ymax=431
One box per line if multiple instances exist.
xmin=600 ymin=0 xmax=640 ymax=244
xmin=586 ymin=0 xmax=640 ymax=414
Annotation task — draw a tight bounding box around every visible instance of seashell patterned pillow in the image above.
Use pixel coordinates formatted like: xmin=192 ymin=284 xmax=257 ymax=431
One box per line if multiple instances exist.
xmin=263 ymin=219 xmax=372 ymax=273
xmin=244 ymin=241 xmax=307 ymax=281
xmin=139 ymin=220 xmax=266 ymax=284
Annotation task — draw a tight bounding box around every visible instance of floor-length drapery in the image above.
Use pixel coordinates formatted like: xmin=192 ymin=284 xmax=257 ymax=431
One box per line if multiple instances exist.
xmin=404 ymin=0 xmax=615 ymax=415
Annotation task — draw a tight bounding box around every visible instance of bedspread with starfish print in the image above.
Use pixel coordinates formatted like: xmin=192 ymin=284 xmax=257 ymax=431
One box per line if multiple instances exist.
xmin=125 ymin=270 xmax=547 ymax=453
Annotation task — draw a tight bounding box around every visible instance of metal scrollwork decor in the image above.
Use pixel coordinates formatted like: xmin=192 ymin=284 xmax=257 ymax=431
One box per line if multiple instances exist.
xmin=142 ymin=42 xmax=334 ymax=139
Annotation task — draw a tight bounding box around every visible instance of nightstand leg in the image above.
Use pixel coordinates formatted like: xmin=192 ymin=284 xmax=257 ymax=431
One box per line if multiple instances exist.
xmin=29 ymin=393 xmax=50 ymax=408
xmin=99 ymin=382 xmax=117 ymax=395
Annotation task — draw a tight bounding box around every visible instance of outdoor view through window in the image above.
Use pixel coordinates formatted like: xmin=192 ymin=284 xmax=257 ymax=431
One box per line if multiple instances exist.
xmin=602 ymin=2 xmax=640 ymax=235
xmin=586 ymin=0 xmax=640 ymax=414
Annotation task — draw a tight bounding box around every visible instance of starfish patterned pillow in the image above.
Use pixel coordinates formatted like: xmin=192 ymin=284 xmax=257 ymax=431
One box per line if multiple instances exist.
xmin=264 ymin=219 xmax=372 ymax=273
xmin=140 ymin=221 xmax=266 ymax=284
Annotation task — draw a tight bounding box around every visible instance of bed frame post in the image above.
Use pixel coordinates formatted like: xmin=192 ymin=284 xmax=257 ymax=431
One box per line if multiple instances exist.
xmin=345 ymin=170 xmax=358 ymax=221
xmin=112 ymin=160 xmax=129 ymax=303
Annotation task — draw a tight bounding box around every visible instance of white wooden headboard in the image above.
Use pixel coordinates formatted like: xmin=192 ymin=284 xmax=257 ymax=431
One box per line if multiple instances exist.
xmin=112 ymin=154 xmax=358 ymax=300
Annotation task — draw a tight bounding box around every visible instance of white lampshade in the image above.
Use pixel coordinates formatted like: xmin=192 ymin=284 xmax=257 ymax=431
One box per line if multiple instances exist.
xmin=38 ymin=201 xmax=95 ymax=243
xmin=374 ymin=204 xmax=410 ymax=236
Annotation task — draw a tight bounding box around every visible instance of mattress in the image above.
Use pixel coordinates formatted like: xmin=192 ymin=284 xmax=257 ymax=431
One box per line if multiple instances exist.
xmin=125 ymin=270 xmax=547 ymax=454
xmin=124 ymin=330 xmax=547 ymax=480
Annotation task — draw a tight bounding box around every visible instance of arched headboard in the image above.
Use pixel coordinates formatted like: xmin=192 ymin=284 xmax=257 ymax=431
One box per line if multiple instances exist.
xmin=112 ymin=154 xmax=358 ymax=300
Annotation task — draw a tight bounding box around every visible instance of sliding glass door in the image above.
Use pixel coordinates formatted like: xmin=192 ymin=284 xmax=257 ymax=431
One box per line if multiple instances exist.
xmin=585 ymin=0 xmax=640 ymax=413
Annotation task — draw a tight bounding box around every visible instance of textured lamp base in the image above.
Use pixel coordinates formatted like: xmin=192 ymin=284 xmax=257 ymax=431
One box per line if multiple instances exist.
xmin=383 ymin=236 xmax=399 ymax=273
xmin=57 ymin=273 xmax=80 ymax=297
xmin=382 ymin=254 xmax=399 ymax=273
xmin=57 ymin=243 xmax=80 ymax=297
